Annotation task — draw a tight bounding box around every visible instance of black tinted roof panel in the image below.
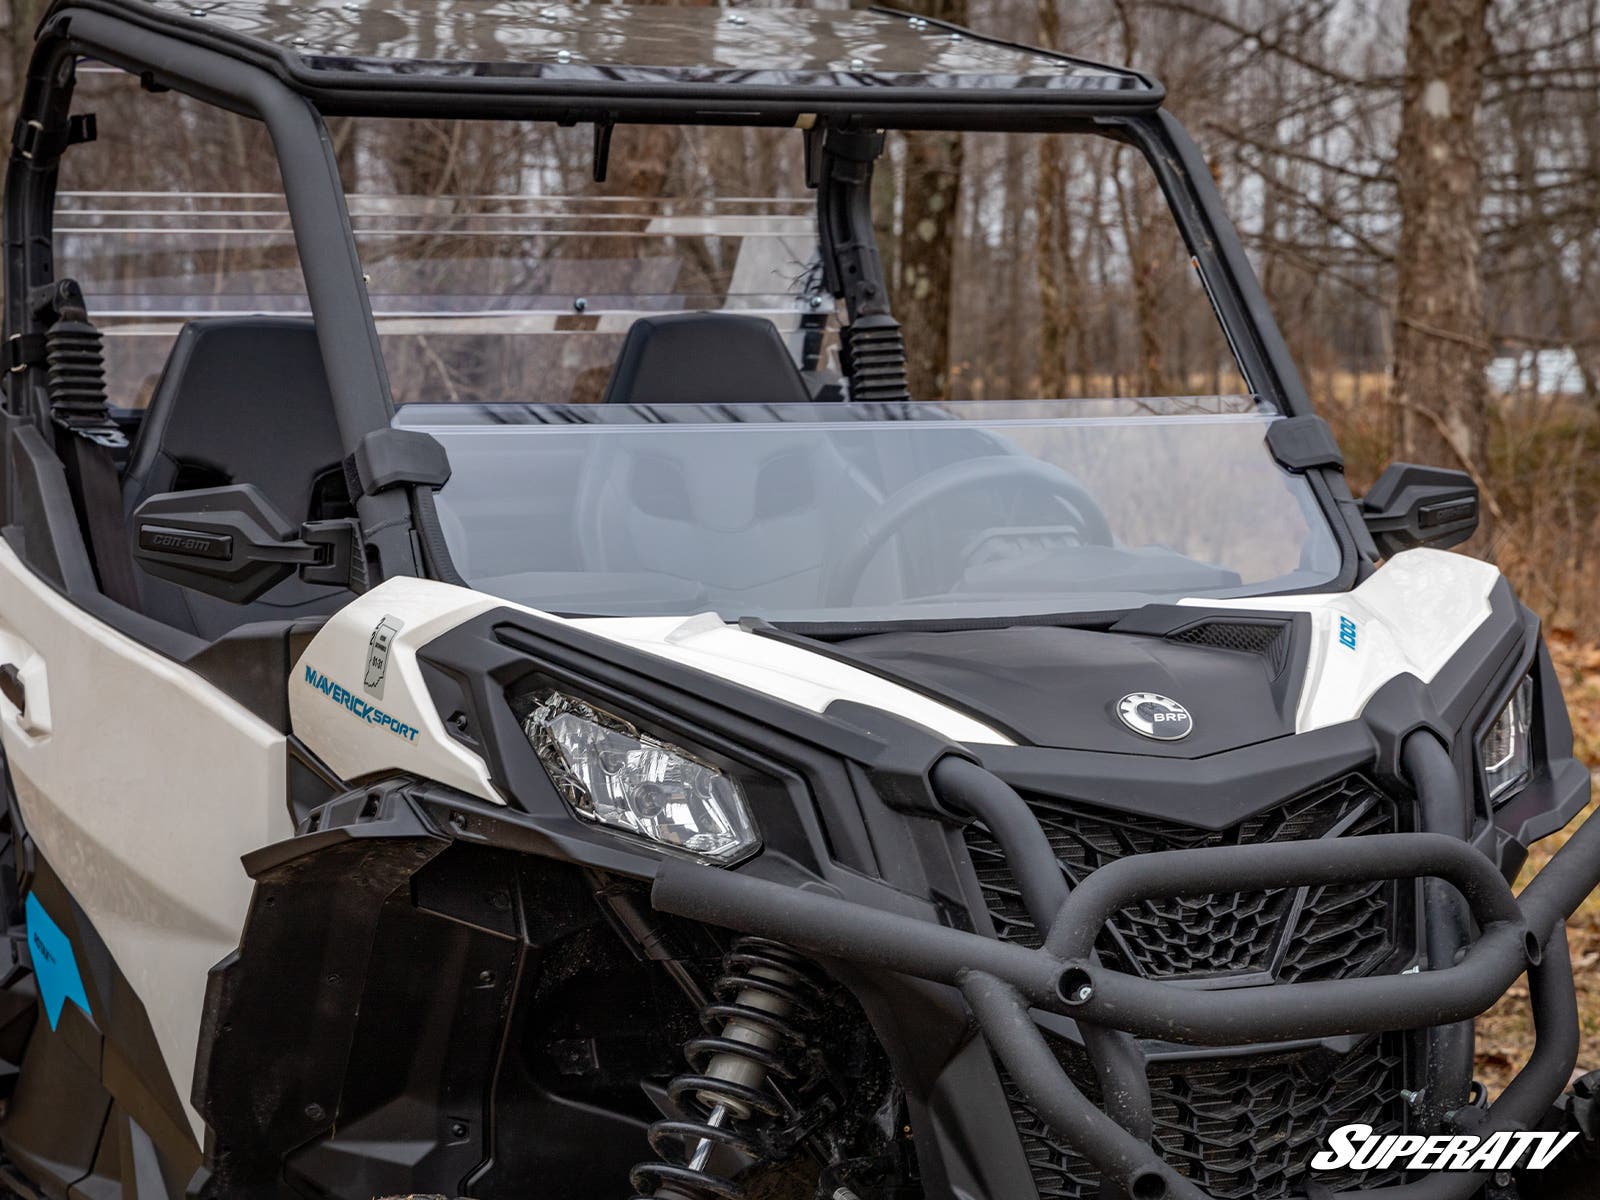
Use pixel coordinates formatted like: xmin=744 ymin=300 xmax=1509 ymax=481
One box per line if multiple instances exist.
xmin=146 ymin=1 xmax=1149 ymax=93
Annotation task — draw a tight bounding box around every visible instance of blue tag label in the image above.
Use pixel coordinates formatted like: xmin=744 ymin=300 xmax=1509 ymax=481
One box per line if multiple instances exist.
xmin=25 ymin=893 xmax=92 ymax=1031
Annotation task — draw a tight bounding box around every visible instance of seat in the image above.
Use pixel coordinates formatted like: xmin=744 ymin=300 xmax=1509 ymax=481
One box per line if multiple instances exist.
xmin=601 ymin=312 xmax=814 ymax=407
xmin=121 ymin=317 xmax=354 ymax=640
xmin=579 ymin=314 xmax=890 ymax=611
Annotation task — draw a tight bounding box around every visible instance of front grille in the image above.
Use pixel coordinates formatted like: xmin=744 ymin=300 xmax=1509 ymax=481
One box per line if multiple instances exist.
xmin=1009 ymin=1036 xmax=1409 ymax=1199
xmin=963 ymin=773 xmax=1399 ymax=983
xmin=963 ymin=774 xmax=1411 ymax=1198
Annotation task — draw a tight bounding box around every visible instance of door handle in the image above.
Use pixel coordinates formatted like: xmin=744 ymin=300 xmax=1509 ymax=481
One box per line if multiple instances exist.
xmin=0 ymin=664 xmax=23 ymax=715
xmin=0 ymin=654 xmax=48 ymax=738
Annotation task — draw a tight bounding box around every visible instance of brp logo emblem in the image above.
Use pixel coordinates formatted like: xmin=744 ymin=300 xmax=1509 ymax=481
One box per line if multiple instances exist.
xmin=1117 ymin=693 xmax=1193 ymax=741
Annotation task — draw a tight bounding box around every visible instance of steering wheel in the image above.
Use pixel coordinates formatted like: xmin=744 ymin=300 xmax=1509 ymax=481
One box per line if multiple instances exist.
xmin=819 ymin=455 xmax=1115 ymax=607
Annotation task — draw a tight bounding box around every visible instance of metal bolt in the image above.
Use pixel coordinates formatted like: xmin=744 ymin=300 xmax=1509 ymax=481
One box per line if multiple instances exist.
xmin=573 ymin=296 xmax=588 ymax=312
xmin=477 ymin=969 xmax=496 ymax=985
xmin=1074 ymin=984 xmax=1093 ymax=1002
xmin=832 ymin=1189 xmax=863 ymax=1200
xmin=291 ymin=36 xmax=307 ymax=46
xmin=555 ymin=49 xmax=572 ymax=64
xmin=850 ymin=58 xmax=866 ymax=70
xmin=908 ymin=16 xmax=927 ymax=29
xmin=949 ymin=31 xmax=964 ymax=41
xmin=450 ymin=1120 xmax=469 ymax=1138
xmin=1399 ymin=1088 xmax=1425 ymax=1108
xmin=304 ymin=1102 xmax=326 ymax=1122
xmin=1493 ymin=1172 xmax=1513 ymax=1188
xmin=729 ymin=13 xmax=747 ymax=24
xmin=808 ymin=295 xmax=824 ymax=310
xmin=189 ymin=8 xmax=206 ymax=16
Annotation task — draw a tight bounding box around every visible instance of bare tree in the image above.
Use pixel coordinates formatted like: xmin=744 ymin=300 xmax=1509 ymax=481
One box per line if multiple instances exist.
xmin=896 ymin=0 xmax=968 ymax=400
xmin=1390 ymin=0 xmax=1494 ymax=483
xmin=1036 ymin=0 xmax=1080 ymax=398
xmin=2 ymin=0 xmax=48 ymax=114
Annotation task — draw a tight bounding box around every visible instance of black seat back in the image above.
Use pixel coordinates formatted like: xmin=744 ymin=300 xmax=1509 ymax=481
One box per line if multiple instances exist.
xmin=601 ymin=312 xmax=813 ymax=407
xmin=122 ymin=317 xmax=353 ymax=639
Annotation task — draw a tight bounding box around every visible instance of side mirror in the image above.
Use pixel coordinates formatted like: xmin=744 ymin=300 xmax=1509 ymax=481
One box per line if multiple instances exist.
xmin=1360 ymin=463 xmax=1479 ymax=559
xmin=131 ymin=483 xmax=360 ymax=603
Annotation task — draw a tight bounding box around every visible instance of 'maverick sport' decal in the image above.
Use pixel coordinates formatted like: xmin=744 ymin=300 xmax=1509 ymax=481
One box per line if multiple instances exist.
xmin=302 ymin=664 xmax=419 ymax=741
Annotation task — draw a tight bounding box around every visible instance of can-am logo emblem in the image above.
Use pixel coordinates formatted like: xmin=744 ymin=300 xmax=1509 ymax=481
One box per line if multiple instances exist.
xmin=1117 ymin=693 xmax=1193 ymax=741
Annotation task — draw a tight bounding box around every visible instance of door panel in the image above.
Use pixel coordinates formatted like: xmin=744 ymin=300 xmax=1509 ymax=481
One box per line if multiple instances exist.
xmin=0 ymin=538 xmax=291 ymax=1141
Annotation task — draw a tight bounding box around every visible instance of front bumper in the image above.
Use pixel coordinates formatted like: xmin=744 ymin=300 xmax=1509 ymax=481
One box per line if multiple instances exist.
xmin=652 ymin=740 xmax=1600 ymax=1200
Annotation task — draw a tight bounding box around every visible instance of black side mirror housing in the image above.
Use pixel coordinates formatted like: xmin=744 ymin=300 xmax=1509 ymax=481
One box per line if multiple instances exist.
xmin=1360 ymin=463 xmax=1479 ymax=559
xmin=131 ymin=483 xmax=361 ymax=603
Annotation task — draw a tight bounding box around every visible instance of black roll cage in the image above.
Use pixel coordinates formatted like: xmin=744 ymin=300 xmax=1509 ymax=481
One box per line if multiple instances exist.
xmin=3 ymin=0 xmax=1366 ymax=627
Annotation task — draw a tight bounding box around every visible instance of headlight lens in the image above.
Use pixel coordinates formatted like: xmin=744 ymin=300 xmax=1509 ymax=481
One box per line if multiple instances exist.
xmin=524 ymin=690 xmax=759 ymax=864
xmin=1481 ymin=674 xmax=1535 ymax=805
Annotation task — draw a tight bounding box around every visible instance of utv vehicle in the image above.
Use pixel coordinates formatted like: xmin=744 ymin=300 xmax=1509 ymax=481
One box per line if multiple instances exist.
xmin=0 ymin=3 xmax=1598 ymax=1199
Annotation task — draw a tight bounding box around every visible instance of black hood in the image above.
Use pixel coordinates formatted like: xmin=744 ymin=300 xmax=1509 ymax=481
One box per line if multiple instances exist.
xmin=834 ymin=610 xmax=1308 ymax=757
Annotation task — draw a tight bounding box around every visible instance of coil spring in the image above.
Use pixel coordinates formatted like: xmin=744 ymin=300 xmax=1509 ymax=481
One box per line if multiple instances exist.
xmin=629 ymin=937 xmax=827 ymax=1200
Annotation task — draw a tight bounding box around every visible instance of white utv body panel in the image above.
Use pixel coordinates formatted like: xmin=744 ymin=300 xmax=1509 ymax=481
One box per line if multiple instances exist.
xmin=296 ymin=548 xmax=1500 ymax=812
xmin=292 ymin=579 xmax=1015 ymax=804
xmin=0 ymin=539 xmax=290 ymax=1143
xmin=1183 ymin=547 xmax=1501 ymax=733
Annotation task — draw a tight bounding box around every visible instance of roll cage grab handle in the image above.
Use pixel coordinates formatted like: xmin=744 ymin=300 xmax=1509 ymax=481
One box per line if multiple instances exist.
xmin=2 ymin=9 xmax=433 ymax=586
xmin=655 ymin=733 xmax=1600 ymax=1200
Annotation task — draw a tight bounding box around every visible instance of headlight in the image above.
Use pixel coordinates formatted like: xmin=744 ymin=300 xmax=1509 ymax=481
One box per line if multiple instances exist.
xmin=524 ymin=690 xmax=759 ymax=864
xmin=1481 ymin=675 xmax=1535 ymax=805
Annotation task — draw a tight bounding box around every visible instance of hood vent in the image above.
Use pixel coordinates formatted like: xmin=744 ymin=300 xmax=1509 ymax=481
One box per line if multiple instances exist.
xmin=1167 ymin=619 xmax=1292 ymax=677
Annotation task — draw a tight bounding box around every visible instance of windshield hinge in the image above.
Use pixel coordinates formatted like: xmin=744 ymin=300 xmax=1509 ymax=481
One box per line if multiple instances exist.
xmin=1266 ymin=415 xmax=1343 ymax=472
xmin=344 ymin=428 xmax=452 ymax=499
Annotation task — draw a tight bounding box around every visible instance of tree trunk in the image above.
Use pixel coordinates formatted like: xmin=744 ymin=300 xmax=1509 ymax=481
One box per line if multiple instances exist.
xmin=3 ymin=0 xmax=50 ymax=127
xmin=1390 ymin=0 xmax=1493 ymax=483
xmin=1111 ymin=4 xmax=1168 ymax=399
xmin=1036 ymin=0 xmax=1080 ymax=399
xmin=896 ymin=0 xmax=967 ymax=401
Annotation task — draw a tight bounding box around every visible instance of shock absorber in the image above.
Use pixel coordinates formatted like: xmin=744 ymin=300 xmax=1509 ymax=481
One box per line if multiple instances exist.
xmin=630 ymin=937 xmax=827 ymax=1200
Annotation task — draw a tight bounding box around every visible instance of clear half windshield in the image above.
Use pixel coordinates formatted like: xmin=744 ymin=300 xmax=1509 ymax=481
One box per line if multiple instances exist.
xmin=400 ymin=397 xmax=1343 ymax=624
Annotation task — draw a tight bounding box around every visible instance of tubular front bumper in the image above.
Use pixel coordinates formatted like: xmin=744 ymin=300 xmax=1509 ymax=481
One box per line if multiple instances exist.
xmin=651 ymin=741 xmax=1600 ymax=1200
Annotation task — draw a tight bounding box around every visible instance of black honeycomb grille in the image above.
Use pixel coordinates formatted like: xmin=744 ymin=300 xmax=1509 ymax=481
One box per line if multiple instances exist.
xmin=963 ymin=774 xmax=1398 ymax=983
xmin=1009 ymin=1036 xmax=1408 ymax=1199
xmin=965 ymin=774 xmax=1411 ymax=1198
xmin=1169 ymin=620 xmax=1293 ymax=675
